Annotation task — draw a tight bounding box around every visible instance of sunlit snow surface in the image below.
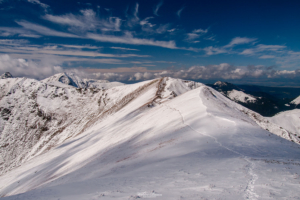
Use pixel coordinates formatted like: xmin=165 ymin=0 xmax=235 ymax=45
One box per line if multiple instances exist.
xmin=268 ymin=109 xmax=300 ymax=138
xmin=227 ymin=89 xmax=257 ymax=103
xmin=291 ymin=96 xmax=300 ymax=105
xmin=0 ymin=77 xmax=300 ymax=200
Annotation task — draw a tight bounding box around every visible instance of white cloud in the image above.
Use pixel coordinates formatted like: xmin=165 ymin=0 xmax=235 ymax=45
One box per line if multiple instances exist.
xmin=154 ymin=1 xmax=163 ymax=16
xmin=134 ymin=3 xmax=139 ymax=20
xmin=224 ymin=37 xmax=257 ymax=48
xmin=240 ymin=44 xmax=286 ymax=56
xmin=44 ymin=10 xmax=122 ymax=32
xmin=0 ymin=54 xmax=63 ymax=80
xmin=27 ymin=0 xmax=49 ymax=10
xmin=110 ymin=47 xmax=140 ymax=51
xmin=240 ymin=49 xmax=255 ymax=55
xmin=76 ymin=63 xmax=300 ymax=82
xmin=256 ymin=44 xmax=286 ymax=52
xmin=125 ymin=3 xmax=140 ymax=27
xmin=177 ymin=7 xmax=185 ymax=18
xmin=167 ymin=28 xmax=176 ymax=32
xmin=59 ymin=44 xmax=100 ymax=49
xmin=204 ymin=35 xmax=216 ymax=41
xmin=0 ymin=27 xmax=41 ymax=38
xmin=16 ymin=21 xmax=79 ymax=38
xmin=87 ymin=32 xmax=177 ymax=49
xmin=259 ymin=55 xmax=275 ymax=59
xmin=186 ymin=28 xmax=208 ymax=42
xmin=203 ymin=46 xmax=227 ymax=55
xmin=140 ymin=17 xmax=154 ymax=26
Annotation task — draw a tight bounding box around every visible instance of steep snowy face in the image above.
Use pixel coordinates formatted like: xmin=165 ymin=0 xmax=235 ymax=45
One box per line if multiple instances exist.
xmin=0 ymin=77 xmax=105 ymax=174
xmin=0 ymin=72 xmax=13 ymax=79
xmin=0 ymin=76 xmax=203 ymax=175
xmin=0 ymin=79 xmax=299 ymax=200
xmin=268 ymin=109 xmax=300 ymax=139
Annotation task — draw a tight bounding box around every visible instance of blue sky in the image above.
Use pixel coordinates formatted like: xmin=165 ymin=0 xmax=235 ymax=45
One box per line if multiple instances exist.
xmin=0 ymin=0 xmax=300 ymax=85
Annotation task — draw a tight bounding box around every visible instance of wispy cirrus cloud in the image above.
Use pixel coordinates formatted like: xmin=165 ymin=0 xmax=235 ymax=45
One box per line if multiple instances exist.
xmin=224 ymin=37 xmax=257 ymax=48
xmin=176 ymin=7 xmax=185 ymax=18
xmin=44 ymin=9 xmax=122 ymax=32
xmin=126 ymin=3 xmax=140 ymax=27
xmin=186 ymin=28 xmax=208 ymax=43
xmin=27 ymin=0 xmax=49 ymax=10
xmin=0 ymin=27 xmax=41 ymax=38
xmin=110 ymin=47 xmax=140 ymax=51
xmin=240 ymin=44 xmax=286 ymax=55
xmin=202 ymin=37 xmax=257 ymax=55
xmin=16 ymin=21 xmax=79 ymax=38
xmin=0 ymin=39 xmax=150 ymax=67
xmin=87 ymin=32 xmax=177 ymax=49
xmin=259 ymin=55 xmax=276 ymax=59
xmin=154 ymin=1 xmax=163 ymax=16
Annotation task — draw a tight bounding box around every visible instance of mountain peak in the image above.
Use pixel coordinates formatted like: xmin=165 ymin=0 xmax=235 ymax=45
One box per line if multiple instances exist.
xmin=214 ymin=81 xmax=228 ymax=86
xmin=0 ymin=72 xmax=13 ymax=79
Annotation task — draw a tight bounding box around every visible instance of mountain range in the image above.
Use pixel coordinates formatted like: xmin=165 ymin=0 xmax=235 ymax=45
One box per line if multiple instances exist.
xmin=0 ymin=72 xmax=299 ymax=199
xmin=208 ymin=81 xmax=300 ymax=116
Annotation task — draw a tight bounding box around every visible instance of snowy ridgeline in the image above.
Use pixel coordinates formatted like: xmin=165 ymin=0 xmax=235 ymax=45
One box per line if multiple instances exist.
xmin=0 ymin=72 xmax=300 ymax=200
xmin=291 ymin=96 xmax=300 ymax=105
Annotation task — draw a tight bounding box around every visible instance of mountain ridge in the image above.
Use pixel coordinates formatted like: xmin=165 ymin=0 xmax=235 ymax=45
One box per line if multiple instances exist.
xmin=0 ymin=72 xmax=300 ymax=199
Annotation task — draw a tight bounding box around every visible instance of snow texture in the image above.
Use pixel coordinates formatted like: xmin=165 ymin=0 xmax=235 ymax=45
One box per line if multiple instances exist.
xmin=291 ymin=96 xmax=300 ymax=105
xmin=0 ymin=74 xmax=300 ymax=200
xmin=42 ymin=72 xmax=124 ymax=89
xmin=268 ymin=109 xmax=300 ymax=139
xmin=227 ymin=89 xmax=257 ymax=103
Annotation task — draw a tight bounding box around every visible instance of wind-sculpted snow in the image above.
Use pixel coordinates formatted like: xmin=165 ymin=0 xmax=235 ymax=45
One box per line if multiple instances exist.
xmin=0 ymin=75 xmax=300 ymax=200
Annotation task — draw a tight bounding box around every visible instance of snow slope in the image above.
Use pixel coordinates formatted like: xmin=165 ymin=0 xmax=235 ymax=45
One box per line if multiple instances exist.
xmin=291 ymin=96 xmax=300 ymax=105
xmin=268 ymin=109 xmax=300 ymax=139
xmin=227 ymin=89 xmax=257 ymax=103
xmin=0 ymin=75 xmax=149 ymax=175
xmin=0 ymin=77 xmax=300 ymax=200
xmin=0 ymin=76 xmax=202 ymax=175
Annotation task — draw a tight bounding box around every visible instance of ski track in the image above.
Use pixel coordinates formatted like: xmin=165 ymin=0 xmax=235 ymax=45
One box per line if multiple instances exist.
xmin=162 ymin=86 xmax=259 ymax=200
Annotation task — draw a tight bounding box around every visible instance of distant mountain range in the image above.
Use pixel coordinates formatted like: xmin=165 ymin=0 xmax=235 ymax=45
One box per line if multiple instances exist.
xmin=207 ymin=81 xmax=300 ymax=116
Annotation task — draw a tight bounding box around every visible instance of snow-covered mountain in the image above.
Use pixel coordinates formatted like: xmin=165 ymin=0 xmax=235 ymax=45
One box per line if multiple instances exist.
xmin=268 ymin=109 xmax=300 ymax=140
xmin=290 ymin=96 xmax=300 ymax=106
xmin=42 ymin=72 xmax=124 ymax=89
xmin=212 ymin=81 xmax=258 ymax=103
xmin=209 ymin=81 xmax=298 ymax=116
xmin=0 ymin=73 xmax=300 ymax=199
xmin=0 ymin=72 xmax=13 ymax=79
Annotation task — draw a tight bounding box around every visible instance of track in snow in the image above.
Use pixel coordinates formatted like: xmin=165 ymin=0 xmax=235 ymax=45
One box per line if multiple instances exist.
xmin=162 ymin=86 xmax=259 ymax=200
